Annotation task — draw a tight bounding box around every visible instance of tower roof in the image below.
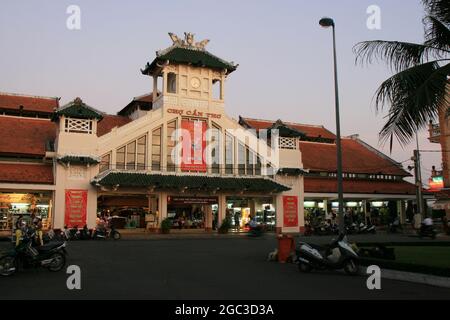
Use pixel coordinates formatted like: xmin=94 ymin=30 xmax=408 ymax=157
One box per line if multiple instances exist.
xmin=52 ymin=97 xmax=103 ymax=121
xmin=141 ymin=32 xmax=238 ymax=76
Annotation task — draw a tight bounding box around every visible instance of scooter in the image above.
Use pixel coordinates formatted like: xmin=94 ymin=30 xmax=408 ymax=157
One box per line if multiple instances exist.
xmin=418 ymin=224 xmax=437 ymax=239
xmin=295 ymin=233 xmax=359 ymax=275
xmin=0 ymin=229 xmax=67 ymax=276
xmin=357 ymin=222 xmax=376 ymax=234
xmin=92 ymin=225 xmax=121 ymax=240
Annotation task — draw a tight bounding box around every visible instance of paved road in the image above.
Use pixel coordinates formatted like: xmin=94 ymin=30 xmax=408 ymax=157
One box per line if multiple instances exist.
xmin=1 ymin=236 xmax=450 ymax=300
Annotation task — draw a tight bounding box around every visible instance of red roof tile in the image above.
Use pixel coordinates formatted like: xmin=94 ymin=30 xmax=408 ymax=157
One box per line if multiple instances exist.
xmin=241 ymin=117 xmax=336 ymax=140
xmin=0 ymin=93 xmax=58 ymax=114
xmin=0 ymin=117 xmax=56 ymax=157
xmin=0 ymin=163 xmax=53 ymax=184
xmin=97 ymin=114 xmax=132 ymax=137
xmin=304 ymin=177 xmax=417 ymax=195
xmin=299 ymin=139 xmax=409 ymax=176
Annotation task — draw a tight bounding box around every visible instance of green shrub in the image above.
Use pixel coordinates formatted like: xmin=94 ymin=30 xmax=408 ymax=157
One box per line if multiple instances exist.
xmin=218 ymin=217 xmax=231 ymax=234
xmin=161 ymin=218 xmax=172 ymax=234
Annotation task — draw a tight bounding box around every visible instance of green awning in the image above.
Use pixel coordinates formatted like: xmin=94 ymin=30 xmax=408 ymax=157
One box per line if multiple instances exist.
xmin=92 ymin=171 xmax=290 ymax=193
xmin=58 ymin=155 xmax=100 ymax=165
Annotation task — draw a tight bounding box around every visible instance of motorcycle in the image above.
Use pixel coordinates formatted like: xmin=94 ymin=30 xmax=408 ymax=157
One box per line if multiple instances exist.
xmin=92 ymin=225 xmax=121 ymax=240
xmin=345 ymin=222 xmax=358 ymax=235
xmin=295 ymin=233 xmax=359 ymax=275
xmin=63 ymin=225 xmax=80 ymax=241
xmin=357 ymin=222 xmax=376 ymax=234
xmin=418 ymin=224 xmax=437 ymax=239
xmin=0 ymin=229 xmax=67 ymax=276
xmin=78 ymin=225 xmax=93 ymax=240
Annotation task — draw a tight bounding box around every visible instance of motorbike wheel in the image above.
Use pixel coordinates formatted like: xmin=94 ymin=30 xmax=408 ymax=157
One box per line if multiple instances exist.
xmin=112 ymin=231 xmax=121 ymax=240
xmin=47 ymin=253 xmax=66 ymax=272
xmin=343 ymin=259 xmax=359 ymax=276
xmin=0 ymin=256 xmax=16 ymax=276
xmin=298 ymin=262 xmax=312 ymax=273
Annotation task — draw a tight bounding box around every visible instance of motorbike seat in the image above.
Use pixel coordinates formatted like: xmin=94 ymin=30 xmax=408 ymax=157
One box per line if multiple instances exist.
xmin=36 ymin=242 xmax=64 ymax=252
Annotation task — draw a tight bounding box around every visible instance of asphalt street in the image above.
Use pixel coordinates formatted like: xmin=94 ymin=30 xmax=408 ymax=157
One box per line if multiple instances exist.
xmin=1 ymin=235 xmax=450 ymax=300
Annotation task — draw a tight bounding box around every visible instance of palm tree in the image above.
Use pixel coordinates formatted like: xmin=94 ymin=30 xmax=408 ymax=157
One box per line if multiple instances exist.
xmin=354 ymin=0 xmax=450 ymax=150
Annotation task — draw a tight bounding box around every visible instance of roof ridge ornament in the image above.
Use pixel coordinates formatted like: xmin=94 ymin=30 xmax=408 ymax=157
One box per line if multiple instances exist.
xmin=168 ymin=32 xmax=210 ymax=50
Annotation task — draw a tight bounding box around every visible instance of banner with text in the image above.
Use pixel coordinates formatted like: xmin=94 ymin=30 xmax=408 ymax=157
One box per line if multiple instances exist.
xmin=181 ymin=119 xmax=207 ymax=172
xmin=65 ymin=189 xmax=87 ymax=228
xmin=283 ymin=196 xmax=298 ymax=228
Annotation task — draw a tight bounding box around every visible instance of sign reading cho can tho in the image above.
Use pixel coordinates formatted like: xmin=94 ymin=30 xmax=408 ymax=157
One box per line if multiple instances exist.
xmin=65 ymin=189 xmax=87 ymax=228
xmin=283 ymin=196 xmax=298 ymax=228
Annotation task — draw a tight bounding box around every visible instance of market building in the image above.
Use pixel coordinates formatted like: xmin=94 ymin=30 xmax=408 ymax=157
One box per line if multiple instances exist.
xmin=0 ymin=33 xmax=304 ymax=234
xmin=0 ymin=32 xmax=425 ymax=234
xmin=239 ymin=117 xmax=422 ymax=225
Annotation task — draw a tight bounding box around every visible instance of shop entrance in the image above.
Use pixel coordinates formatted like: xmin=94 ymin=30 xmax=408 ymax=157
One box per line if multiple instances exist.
xmin=167 ymin=196 xmax=218 ymax=230
xmin=97 ymin=194 xmax=157 ymax=229
xmin=0 ymin=191 xmax=53 ymax=231
xmin=226 ymin=196 xmax=276 ymax=232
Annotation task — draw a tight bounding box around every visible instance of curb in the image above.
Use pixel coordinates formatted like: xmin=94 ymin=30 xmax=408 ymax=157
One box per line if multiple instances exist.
xmin=359 ymin=266 xmax=450 ymax=289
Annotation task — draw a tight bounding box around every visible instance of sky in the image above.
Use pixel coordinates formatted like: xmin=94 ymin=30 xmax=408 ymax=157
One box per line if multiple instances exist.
xmin=0 ymin=0 xmax=442 ymax=185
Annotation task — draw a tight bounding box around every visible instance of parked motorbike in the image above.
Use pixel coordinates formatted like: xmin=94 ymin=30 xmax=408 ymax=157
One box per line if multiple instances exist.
xmin=295 ymin=233 xmax=359 ymax=275
xmin=62 ymin=225 xmax=81 ymax=241
xmin=345 ymin=222 xmax=358 ymax=235
xmin=387 ymin=218 xmax=402 ymax=233
xmin=357 ymin=222 xmax=376 ymax=234
xmin=78 ymin=225 xmax=93 ymax=240
xmin=0 ymin=229 xmax=67 ymax=276
xmin=418 ymin=224 xmax=437 ymax=239
xmin=92 ymin=225 xmax=121 ymax=240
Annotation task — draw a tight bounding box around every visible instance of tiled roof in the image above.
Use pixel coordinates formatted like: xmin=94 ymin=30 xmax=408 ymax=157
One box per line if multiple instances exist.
xmin=299 ymin=139 xmax=409 ymax=176
xmin=0 ymin=92 xmax=58 ymax=114
xmin=142 ymin=46 xmax=237 ymax=76
xmin=0 ymin=117 xmax=56 ymax=157
xmin=53 ymin=97 xmax=103 ymax=120
xmin=304 ymin=177 xmax=417 ymax=195
xmin=93 ymin=171 xmax=290 ymax=192
xmin=241 ymin=117 xmax=336 ymax=140
xmin=0 ymin=163 xmax=53 ymax=184
xmin=97 ymin=115 xmax=132 ymax=137
xmin=117 ymin=93 xmax=154 ymax=116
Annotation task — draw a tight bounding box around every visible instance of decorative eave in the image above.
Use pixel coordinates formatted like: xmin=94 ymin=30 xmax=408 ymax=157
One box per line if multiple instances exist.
xmin=268 ymin=120 xmax=306 ymax=138
xmin=52 ymin=97 xmax=103 ymax=121
xmin=91 ymin=170 xmax=290 ymax=193
xmin=276 ymin=168 xmax=309 ymax=176
xmin=141 ymin=32 xmax=238 ymax=76
xmin=57 ymin=155 xmax=100 ymax=166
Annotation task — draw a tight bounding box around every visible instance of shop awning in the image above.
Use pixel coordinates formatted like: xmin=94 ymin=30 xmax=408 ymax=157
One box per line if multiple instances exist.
xmin=92 ymin=171 xmax=290 ymax=193
xmin=432 ymin=200 xmax=450 ymax=210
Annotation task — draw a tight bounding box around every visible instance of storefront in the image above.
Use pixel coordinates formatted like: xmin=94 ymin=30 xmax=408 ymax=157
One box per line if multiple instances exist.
xmin=0 ymin=191 xmax=53 ymax=231
xmin=167 ymin=196 xmax=217 ymax=230
xmin=226 ymin=196 xmax=276 ymax=231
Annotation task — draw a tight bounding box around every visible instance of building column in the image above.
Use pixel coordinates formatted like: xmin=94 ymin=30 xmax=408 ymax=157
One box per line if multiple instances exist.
xmin=158 ymin=192 xmax=168 ymax=228
xmin=205 ymin=205 xmax=213 ymax=231
xmin=217 ymin=194 xmax=227 ymax=228
xmin=362 ymin=200 xmax=368 ymax=219
xmin=398 ymin=200 xmax=406 ymax=224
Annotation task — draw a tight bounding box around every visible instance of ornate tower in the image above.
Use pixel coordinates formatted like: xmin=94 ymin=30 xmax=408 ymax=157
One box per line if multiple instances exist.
xmin=141 ymin=32 xmax=238 ymax=113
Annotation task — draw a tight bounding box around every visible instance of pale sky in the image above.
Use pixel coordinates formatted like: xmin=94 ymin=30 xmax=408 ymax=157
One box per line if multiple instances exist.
xmin=0 ymin=0 xmax=442 ymax=185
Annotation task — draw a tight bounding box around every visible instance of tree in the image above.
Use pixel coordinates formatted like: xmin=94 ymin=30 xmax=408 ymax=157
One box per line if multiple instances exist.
xmin=354 ymin=0 xmax=450 ymax=150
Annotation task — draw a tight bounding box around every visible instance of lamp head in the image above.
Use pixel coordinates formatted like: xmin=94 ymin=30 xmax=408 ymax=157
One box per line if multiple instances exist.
xmin=319 ymin=17 xmax=334 ymax=28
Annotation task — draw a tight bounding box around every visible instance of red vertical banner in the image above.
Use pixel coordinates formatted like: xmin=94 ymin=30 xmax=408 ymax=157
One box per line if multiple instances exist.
xmin=181 ymin=119 xmax=207 ymax=172
xmin=283 ymin=196 xmax=298 ymax=227
xmin=65 ymin=189 xmax=87 ymax=228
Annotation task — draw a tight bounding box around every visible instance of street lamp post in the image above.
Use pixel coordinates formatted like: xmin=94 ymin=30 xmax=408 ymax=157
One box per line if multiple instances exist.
xmin=319 ymin=17 xmax=345 ymax=234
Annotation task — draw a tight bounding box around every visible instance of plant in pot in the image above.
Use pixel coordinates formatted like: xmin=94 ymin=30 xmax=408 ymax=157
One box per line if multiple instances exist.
xmin=218 ymin=217 xmax=231 ymax=234
xmin=161 ymin=218 xmax=172 ymax=234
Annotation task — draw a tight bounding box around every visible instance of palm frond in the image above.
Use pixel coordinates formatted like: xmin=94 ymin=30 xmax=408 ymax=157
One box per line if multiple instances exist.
xmin=424 ymin=15 xmax=450 ymax=52
xmin=423 ymin=0 xmax=450 ymax=25
xmin=353 ymin=40 xmax=441 ymax=73
xmin=376 ymin=61 xmax=450 ymax=150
